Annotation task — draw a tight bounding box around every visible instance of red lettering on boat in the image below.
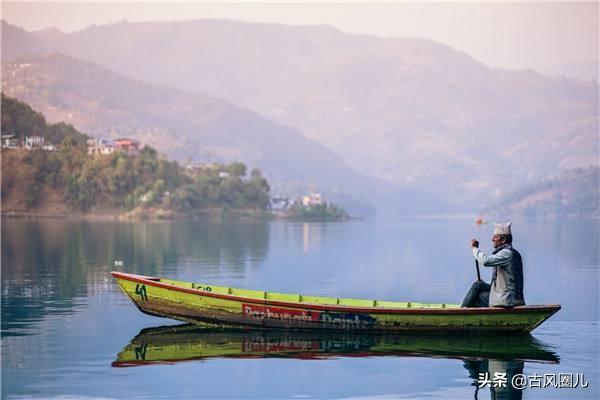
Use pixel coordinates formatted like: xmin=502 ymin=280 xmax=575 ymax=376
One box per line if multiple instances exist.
xmin=242 ymin=304 xmax=321 ymax=322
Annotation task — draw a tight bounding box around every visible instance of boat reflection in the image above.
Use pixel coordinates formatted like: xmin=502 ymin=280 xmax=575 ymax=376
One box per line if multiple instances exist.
xmin=114 ymin=324 xmax=559 ymax=399
xmin=113 ymin=323 xmax=559 ymax=366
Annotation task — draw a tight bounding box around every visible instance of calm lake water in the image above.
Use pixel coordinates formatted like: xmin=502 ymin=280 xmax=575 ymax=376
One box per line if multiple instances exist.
xmin=1 ymin=217 xmax=598 ymax=399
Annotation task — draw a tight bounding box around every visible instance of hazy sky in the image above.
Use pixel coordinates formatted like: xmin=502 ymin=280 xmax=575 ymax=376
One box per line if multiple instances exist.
xmin=2 ymin=1 xmax=598 ymax=70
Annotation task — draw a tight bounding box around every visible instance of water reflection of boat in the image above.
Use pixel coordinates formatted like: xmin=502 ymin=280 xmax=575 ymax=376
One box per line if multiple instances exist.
xmin=112 ymin=324 xmax=559 ymax=368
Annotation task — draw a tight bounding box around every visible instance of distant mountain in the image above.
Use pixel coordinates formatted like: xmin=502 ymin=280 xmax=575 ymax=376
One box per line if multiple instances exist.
xmin=1 ymin=21 xmax=46 ymax=61
xmin=482 ymin=166 xmax=599 ymax=218
xmin=1 ymin=53 xmax=380 ymax=216
xmin=28 ymin=19 xmax=599 ymax=209
xmin=540 ymin=60 xmax=599 ymax=82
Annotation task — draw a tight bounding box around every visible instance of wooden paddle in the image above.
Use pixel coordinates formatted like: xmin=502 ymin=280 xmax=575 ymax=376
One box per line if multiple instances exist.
xmin=472 ymin=239 xmax=481 ymax=281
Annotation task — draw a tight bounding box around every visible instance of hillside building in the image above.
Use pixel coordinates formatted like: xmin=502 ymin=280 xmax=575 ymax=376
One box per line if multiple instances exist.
xmin=270 ymin=196 xmax=290 ymax=211
xmin=87 ymin=139 xmax=116 ymax=155
xmin=301 ymin=193 xmax=323 ymax=207
xmin=113 ymin=138 xmax=140 ymax=155
xmin=23 ymin=136 xmax=55 ymax=151
xmin=1 ymin=135 xmax=19 ymax=149
xmin=87 ymin=137 xmax=140 ymax=156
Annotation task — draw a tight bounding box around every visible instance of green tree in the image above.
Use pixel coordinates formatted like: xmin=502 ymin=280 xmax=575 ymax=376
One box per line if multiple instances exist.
xmin=1 ymin=94 xmax=88 ymax=146
xmin=226 ymin=162 xmax=247 ymax=178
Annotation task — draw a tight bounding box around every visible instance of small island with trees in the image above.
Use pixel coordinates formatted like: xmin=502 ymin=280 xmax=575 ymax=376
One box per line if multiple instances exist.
xmin=281 ymin=194 xmax=349 ymax=221
xmin=1 ymin=94 xmax=349 ymax=221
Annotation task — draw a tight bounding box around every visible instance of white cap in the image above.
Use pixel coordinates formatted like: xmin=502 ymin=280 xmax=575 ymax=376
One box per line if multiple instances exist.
xmin=493 ymin=222 xmax=512 ymax=235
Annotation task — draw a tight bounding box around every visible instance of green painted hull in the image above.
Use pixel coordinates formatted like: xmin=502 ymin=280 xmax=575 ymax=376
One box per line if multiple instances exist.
xmin=113 ymin=324 xmax=559 ymax=367
xmin=112 ymin=272 xmax=560 ymax=333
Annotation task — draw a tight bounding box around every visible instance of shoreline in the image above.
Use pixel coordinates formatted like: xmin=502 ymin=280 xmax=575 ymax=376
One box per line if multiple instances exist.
xmin=0 ymin=208 xmax=352 ymax=222
xmin=2 ymin=209 xmax=595 ymax=221
xmin=3 ymin=210 xmax=595 ymax=221
xmin=0 ymin=208 xmax=272 ymax=221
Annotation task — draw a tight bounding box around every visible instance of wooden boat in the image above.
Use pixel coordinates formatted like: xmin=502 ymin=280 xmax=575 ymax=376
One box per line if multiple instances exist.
xmin=112 ymin=324 xmax=559 ymax=367
xmin=112 ymin=272 xmax=560 ymax=333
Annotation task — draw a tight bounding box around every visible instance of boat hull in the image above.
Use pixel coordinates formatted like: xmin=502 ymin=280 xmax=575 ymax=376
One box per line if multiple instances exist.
xmin=112 ymin=272 xmax=560 ymax=333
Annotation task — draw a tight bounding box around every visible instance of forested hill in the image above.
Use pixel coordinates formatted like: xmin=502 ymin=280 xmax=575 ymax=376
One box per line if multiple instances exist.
xmin=1 ymin=94 xmax=271 ymax=218
xmin=482 ymin=166 xmax=599 ymax=218
xmin=1 ymin=93 xmax=88 ymax=145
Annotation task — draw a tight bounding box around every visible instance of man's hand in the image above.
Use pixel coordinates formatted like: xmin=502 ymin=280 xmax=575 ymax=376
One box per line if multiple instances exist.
xmin=471 ymin=239 xmax=479 ymax=248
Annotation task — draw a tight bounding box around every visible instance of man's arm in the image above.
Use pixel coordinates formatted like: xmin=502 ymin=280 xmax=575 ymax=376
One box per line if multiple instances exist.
xmin=472 ymin=248 xmax=511 ymax=267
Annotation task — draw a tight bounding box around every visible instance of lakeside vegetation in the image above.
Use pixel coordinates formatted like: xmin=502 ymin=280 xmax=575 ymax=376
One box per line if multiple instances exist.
xmin=1 ymin=95 xmax=270 ymax=218
xmin=2 ymin=147 xmax=272 ymax=216
xmin=285 ymin=202 xmax=350 ymax=221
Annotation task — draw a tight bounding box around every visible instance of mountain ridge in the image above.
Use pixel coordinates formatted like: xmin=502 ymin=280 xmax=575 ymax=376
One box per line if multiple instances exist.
xmin=2 ymin=19 xmax=597 ymax=214
xmin=1 ymin=20 xmax=46 ymax=61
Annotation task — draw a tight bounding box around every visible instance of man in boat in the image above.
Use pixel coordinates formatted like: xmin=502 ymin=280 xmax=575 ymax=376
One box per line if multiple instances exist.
xmin=461 ymin=222 xmax=525 ymax=308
